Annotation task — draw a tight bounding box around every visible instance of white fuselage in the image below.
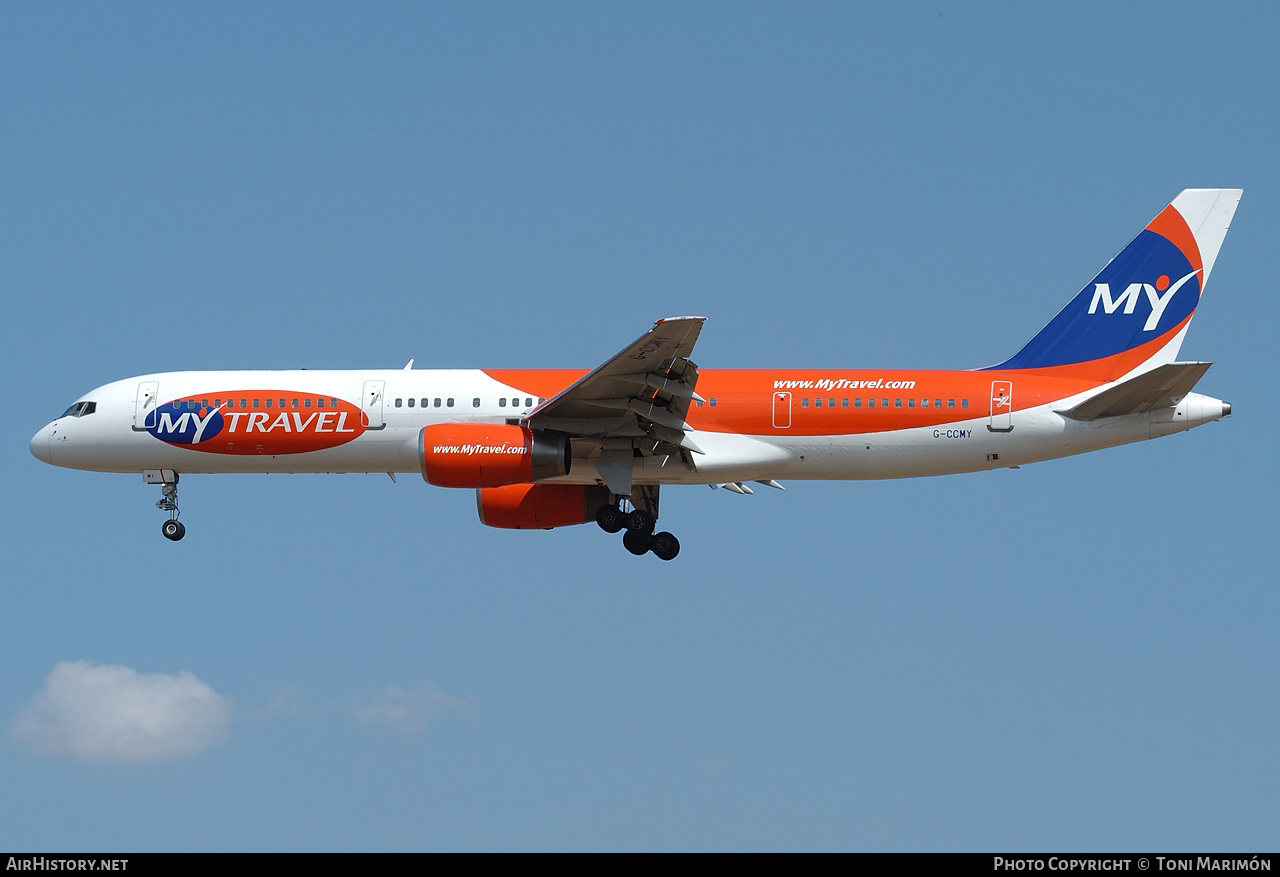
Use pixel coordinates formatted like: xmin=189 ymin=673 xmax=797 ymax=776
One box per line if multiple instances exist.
xmin=30 ymin=368 xmax=1228 ymax=485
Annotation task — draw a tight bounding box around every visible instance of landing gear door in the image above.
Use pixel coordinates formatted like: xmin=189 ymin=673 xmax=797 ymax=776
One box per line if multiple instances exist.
xmin=773 ymin=392 xmax=792 ymax=429
xmin=361 ymin=380 xmax=386 ymax=429
xmin=989 ymin=381 xmax=1013 ymax=432
xmin=134 ymin=381 xmax=159 ymax=431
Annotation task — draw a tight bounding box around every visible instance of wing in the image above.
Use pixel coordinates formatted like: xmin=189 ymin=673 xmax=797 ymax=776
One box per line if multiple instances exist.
xmin=522 ymin=317 xmax=707 ymax=494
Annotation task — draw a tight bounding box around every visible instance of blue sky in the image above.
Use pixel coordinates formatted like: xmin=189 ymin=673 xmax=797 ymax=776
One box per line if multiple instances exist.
xmin=2 ymin=2 xmax=1276 ymax=851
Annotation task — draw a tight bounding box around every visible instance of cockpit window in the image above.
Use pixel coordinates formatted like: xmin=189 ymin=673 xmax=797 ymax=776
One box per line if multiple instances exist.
xmin=59 ymin=401 xmax=97 ymax=418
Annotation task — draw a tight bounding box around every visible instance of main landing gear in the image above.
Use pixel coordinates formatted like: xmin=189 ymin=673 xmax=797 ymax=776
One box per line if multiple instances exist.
xmin=145 ymin=470 xmax=186 ymax=541
xmin=595 ymin=489 xmax=680 ymax=561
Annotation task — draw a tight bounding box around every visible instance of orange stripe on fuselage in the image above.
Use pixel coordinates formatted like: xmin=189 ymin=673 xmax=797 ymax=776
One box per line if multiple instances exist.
xmin=484 ymin=369 xmax=1100 ymax=437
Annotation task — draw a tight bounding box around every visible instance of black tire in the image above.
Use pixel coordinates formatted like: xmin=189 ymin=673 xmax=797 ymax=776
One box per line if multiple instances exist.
xmin=595 ymin=504 xmax=625 ymax=533
xmin=625 ymin=508 xmax=653 ymax=534
xmin=651 ymin=531 xmax=680 ymax=561
xmin=162 ymin=520 xmax=186 ymax=541
xmin=622 ymin=529 xmax=651 ymax=556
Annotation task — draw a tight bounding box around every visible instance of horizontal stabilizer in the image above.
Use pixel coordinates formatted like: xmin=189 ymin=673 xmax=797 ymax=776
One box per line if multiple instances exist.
xmin=1062 ymin=362 xmax=1211 ymax=421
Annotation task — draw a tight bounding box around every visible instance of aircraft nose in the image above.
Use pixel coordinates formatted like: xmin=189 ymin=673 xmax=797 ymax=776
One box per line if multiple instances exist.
xmin=29 ymin=425 xmax=52 ymax=464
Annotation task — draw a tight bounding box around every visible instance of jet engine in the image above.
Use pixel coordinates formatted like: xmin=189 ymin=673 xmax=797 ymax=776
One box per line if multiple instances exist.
xmin=419 ymin=423 xmax=571 ymax=488
xmin=476 ymin=483 xmax=612 ymax=530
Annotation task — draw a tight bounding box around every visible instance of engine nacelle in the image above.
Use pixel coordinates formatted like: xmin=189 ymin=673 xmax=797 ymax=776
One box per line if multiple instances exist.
xmin=477 ymin=483 xmax=613 ymax=530
xmin=419 ymin=423 xmax=571 ymax=488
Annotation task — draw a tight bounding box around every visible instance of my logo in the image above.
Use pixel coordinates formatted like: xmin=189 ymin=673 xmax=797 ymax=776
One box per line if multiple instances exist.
xmin=148 ymin=402 xmax=225 ymax=446
xmin=1087 ymin=269 xmax=1199 ymax=332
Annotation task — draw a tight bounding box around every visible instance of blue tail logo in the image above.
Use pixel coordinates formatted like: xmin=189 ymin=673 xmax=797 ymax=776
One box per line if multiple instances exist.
xmin=992 ymin=220 xmax=1201 ymax=372
xmin=1087 ymin=268 xmax=1199 ymax=332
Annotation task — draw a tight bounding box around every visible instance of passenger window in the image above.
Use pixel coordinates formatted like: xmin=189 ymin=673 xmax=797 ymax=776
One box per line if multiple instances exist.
xmin=828 ymin=398 xmax=836 ymax=408
xmin=854 ymin=398 xmax=862 ymax=408
xmin=895 ymin=399 xmax=902 ymax=408
xmin=801 ymin=398 xmax=809 ymax=408
xmin=316 ymin=399 xmax=325 ymax=408
xmin=240 ymin=399 xmax=248 ymax=408
xmin=815 ymin=398 xmax=823 ymax=408
xmin=962 ymin=399 xmax=969 ymax=409
xmin=265 ymin=398 xmax=273 ymax=408
xmin=948 ymin=399 xmax=955 ymax=408
xmin=202 ymin=399 xmax=209 ymax=408
xmin=421 ymin=399 xmax=428 ymax=408
xmin=291 ymin=399 xmax=299 ymax=408
xmin=304 ymin=398 xmax=312 ymax=409
xmin=710 ymin=398 xmax=718 ymax=407
xmin=447 ymin=398 xmax=455 ymax=407
xmin=842 ymin=399 xmax=849 ymax=408
xmin=881 ymin=398 xmax=889 ymax=408
xmin=695 ymin=400 xmax=703 ymax=407
xmin=526 ymin=397 xmax=533 ymax=407
xmin=394 ymin=398 xmax=402 ymax=408
xmin=473 ymin=398 xmax=480 ymax=408
xmin=499 ymin=398 xmax=506 ymax=407
xmin=407 ymin=398 xmax=414 ymax=407
xmin=253 ymin=398 xmax=260 ymax=408
xmin=934 ymin=399 xmax=942 ymax=408
xmin=867 ymin=398 xmax=875 ymax=408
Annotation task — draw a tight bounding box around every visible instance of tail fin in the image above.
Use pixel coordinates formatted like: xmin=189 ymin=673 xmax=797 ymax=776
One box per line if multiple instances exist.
xmin=988 ymin=189 xmax=1242 ymax=380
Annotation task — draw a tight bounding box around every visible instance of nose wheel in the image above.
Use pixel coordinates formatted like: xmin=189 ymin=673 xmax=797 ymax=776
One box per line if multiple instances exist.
xmin=145 ymin=470 xmax=186 ymax=541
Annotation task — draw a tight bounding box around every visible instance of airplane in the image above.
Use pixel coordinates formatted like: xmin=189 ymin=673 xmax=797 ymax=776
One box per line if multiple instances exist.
xmin=30 ymin=188 xmax=1241 ymax=560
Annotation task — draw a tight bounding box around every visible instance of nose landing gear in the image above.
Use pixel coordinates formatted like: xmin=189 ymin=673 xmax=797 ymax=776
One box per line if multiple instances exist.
xmin=144 ymin=470 xmax=185 ymax=541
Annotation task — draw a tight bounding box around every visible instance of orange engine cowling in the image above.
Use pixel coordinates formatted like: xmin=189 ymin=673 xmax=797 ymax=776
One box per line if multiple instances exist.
xmin=419 ymin=423 xmax=571 ymax=488
xmin=477 ymin=483 xmax=613 ymax=529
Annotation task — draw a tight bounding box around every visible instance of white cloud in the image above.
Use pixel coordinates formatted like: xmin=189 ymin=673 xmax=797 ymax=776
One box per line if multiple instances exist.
xmin=352 ymin=683 xmax=475 ymax=735
xmin=12 ymin=661 xmax=231 ymax=763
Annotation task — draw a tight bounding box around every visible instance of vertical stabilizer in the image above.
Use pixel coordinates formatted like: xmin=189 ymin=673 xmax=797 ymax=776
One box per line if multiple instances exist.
xmin=988 ymin=189 xmax=1241 ymax=380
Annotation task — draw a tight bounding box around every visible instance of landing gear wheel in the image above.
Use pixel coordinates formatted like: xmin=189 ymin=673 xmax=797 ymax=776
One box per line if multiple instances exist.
xmin=152 ymin=473 xmax=184 ymax=540
xmin=650 ymin=531 xmax=680 ymax=561
xmin=622 ymin=529 xmax=651 ymax=556
xmin=596 ymin=504 xmax=625 ymax=533
xmin=625 ymin=508 xmax=654 ymax=535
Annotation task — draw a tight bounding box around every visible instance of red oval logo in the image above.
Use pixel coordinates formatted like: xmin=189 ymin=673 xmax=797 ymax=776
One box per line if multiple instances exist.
xmin=153 ymin=391 xmax=366 ymax=455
